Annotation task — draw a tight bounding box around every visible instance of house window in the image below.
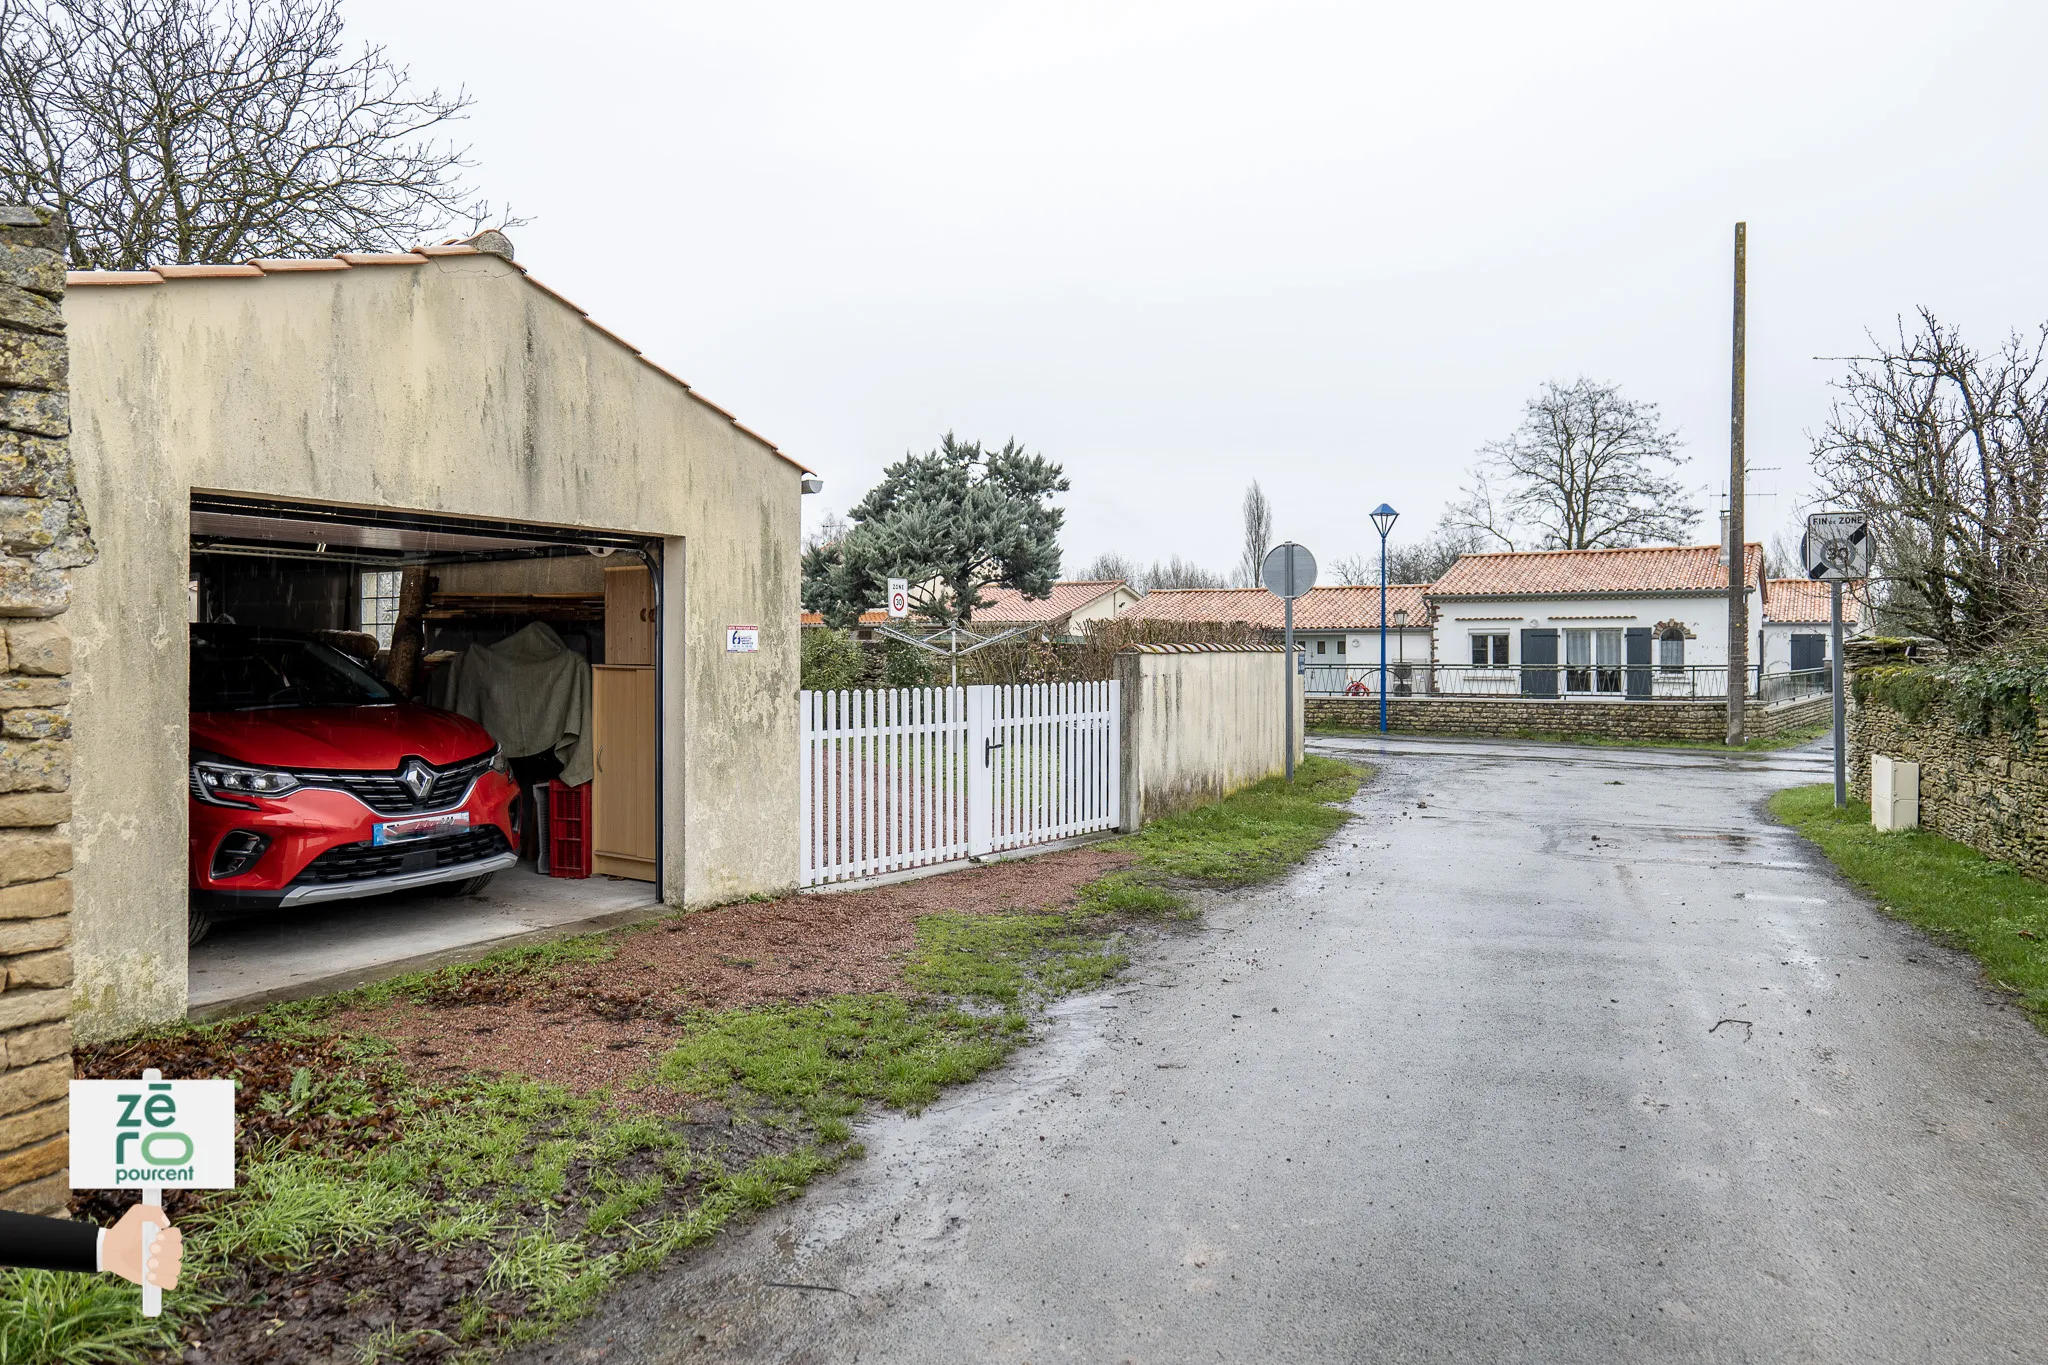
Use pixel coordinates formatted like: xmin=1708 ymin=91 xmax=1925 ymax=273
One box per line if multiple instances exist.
xmin=1470 ymin=633 xmax=1509 ymax=667
xmin=1336 ymin=639 xmax=1345 ymax=656
xmin=360 ymin=571 xmax=403 ymax=648
xmin=1315 ymin=639 xmax=1326 ymax=654
xmin=1565 ymin=627 xmax=1624 ymax=693
xmin=1658 ymin=634 xmax=1685 ymax=672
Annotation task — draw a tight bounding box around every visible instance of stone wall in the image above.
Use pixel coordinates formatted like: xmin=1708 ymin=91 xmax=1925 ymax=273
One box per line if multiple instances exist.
xmin=0 ymin=206 xmax=94 ymax=1213
xmin=1306 ymin=692 xmax=1831 ymax=744
xmin=1847 ymin=686 xmax=2048 ymax=881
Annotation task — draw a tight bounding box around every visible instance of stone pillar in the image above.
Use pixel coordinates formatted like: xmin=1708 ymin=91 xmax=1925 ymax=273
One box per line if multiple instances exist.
xmin=0 ymin=206 xmax=95 ymax=1214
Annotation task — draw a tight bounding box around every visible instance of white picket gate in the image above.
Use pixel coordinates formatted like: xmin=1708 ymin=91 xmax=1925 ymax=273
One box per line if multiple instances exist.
xmin=800 ymin=681 xmax=1121 ymax=888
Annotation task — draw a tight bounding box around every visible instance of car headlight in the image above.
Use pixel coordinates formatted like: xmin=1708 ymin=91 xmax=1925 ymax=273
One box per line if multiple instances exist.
xmin=191 ymin=759 xmax=301 ymax=805
xmin=488 ymin=746 xmax=513 ymax=777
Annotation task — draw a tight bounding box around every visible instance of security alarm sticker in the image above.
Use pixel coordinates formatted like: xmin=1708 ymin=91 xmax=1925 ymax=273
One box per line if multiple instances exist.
xmin=726 ymin=625 xmax=760 ymax=653
xmin=71 ymin=1078 xmax=237 ymax=1190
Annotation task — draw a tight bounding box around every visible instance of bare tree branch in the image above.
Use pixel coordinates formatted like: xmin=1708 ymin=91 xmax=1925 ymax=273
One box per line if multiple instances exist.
xmin=1237 ymin=481 xmax=1273 ymax=588
xmin=1450 ymin=379 xmax=1700 ymax=551
xmin=1811 ymin=309 xmax=2048 ymax=651
xmin=0 ymin=0 xmax=514 ymax=268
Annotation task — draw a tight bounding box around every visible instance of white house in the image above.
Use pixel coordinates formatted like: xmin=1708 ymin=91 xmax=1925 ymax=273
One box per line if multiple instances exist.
xmin=1761 ymin=578 xmax=1866 ymax=675
xmin=1116 ymin=585 xmax=1435 ymax=691
xmin=1423 ymin=544 xmax=1766 ymax=699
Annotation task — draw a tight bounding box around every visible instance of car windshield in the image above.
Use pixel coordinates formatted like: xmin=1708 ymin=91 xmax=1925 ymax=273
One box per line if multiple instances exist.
xmin=191 ymin=628 xmax=396 ymax=710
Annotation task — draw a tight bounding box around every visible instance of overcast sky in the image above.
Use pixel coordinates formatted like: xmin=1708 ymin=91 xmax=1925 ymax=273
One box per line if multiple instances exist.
xmin=352 ymin=0 xmax=2048 ymax=580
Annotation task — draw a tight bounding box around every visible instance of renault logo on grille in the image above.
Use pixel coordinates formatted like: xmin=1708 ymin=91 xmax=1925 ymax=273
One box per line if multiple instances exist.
xmin=399 ymin=760 xmax=436 ymax=803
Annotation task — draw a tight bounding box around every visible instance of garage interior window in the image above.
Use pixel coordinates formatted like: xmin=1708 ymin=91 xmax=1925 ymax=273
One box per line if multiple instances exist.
xmin=360 ymin=571 xmax=403 ymax=647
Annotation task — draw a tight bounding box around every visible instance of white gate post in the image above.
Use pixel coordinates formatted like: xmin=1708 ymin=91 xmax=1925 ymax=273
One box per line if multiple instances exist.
xmin=966 ymin=684 xmax=994 ymax=856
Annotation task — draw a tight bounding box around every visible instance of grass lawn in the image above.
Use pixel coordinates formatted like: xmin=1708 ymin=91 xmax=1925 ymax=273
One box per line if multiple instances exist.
xmin=4 ymin=756 xmax=1367 ymax=1365
xmin=1309 ymin=721 xmax=1832 ymax=754
xmin=1770 ymin=784 xmax=2048 ymax=1028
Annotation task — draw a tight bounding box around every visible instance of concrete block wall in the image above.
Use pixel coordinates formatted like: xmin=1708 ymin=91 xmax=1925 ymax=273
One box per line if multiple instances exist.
xmin=1847 ymin=685 xmax=2048 ymax=881
xmin=1306 ymin=692 xmax=1831 ymax=744
xmin=0 ymin=206 xmax=94 ymax=1214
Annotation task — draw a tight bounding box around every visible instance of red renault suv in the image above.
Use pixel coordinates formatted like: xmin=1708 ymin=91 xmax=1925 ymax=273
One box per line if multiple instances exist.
xmin=188 ymin=624 xmax=519 ymax=942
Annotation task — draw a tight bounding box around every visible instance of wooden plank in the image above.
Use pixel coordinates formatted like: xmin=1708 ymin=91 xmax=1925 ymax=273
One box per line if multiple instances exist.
xmin=592 ymin=665 xmax=657 ymax=882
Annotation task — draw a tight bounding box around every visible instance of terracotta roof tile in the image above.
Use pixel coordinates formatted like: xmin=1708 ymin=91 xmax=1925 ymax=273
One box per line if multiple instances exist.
xmin=65 ymin=270 xmax=162 ymax=285
xmin=248 ymin=258 xmax=352 ymax=272
xmin=971 ymin=580 xmax=1133 ymax=623
xmin=1764 ymin=578 xmax=1866 ymax=625
xmin=1428 ymin=543 xmax=1764 ymax=597
xmin=154 ymin=263 xmax=265 ymax=278
xmin=335 ymin=252 xmax=429 ymax=265
xmin=1117 ymin=584 xmax=1431 ymax=631
xmin=416 ymin=244 xmax=482 ymax=257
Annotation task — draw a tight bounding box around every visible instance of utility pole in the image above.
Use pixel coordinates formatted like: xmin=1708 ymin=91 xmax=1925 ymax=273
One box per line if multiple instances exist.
xmin=1725 ymin=222 xmax=1749 ymax=746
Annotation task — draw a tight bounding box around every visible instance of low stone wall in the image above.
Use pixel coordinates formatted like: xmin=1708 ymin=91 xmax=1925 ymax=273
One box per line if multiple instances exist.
xmin=1847 ymin=689 xmax=2048 ymax=881
xmin=1306 ymin=692 xmax=1831 ymax=744
xmin=1117 ymin=645 xmax=1300 ymax=828
xmin=0 ymin=206 xmax=94 ymax=1213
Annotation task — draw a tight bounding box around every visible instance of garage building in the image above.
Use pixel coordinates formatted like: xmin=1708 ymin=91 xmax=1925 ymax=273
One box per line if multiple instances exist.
xmin=64 ymin=235 xmax=805 ymax=1039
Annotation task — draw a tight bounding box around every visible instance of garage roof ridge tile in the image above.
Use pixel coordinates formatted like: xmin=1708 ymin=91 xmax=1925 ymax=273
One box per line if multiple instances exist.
xmin=153 ymin=262 xmax=266 ymax=278
xmin=65 ymin=268 xmax=163 ymax=285
xmin=246 ymin=257 xmax=352 ymax=273
xmin=335 ymin=251 xmax=430 ymax=265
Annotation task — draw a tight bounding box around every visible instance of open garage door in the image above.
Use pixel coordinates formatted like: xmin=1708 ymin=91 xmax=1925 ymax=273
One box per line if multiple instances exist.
xmin=186 ymin=493 xmax=665 ymax=1012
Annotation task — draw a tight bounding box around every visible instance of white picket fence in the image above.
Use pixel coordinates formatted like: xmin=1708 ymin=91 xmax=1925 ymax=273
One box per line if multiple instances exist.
xmin=800 ymin=682 xmax=1121 ymax=888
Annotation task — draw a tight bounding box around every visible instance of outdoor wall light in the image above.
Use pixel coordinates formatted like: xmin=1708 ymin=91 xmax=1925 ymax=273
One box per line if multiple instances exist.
xmin=800 ymin=474 xmax=825 ymax=494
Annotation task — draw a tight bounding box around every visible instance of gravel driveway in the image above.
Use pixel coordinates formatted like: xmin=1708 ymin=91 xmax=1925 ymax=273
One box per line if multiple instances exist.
xmin=515 ymin=733 xmax=2048 ymax=1364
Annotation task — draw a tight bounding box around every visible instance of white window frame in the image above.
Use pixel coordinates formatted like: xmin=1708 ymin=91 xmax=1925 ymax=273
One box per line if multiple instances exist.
xmin=359 ymin=570 xmax=403 ymax=648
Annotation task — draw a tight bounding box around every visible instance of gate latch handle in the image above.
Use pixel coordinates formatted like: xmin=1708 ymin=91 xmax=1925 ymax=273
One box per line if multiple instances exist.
xmin=984 ymin=737 xmax=1004 ymax=767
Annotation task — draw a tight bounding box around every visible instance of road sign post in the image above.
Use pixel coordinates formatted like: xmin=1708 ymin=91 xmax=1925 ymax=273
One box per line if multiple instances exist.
xmin=1804 ymin=512 xmax=1872 ymax=810
xmin=1261 ymin=542 xmax=1316 ymax=781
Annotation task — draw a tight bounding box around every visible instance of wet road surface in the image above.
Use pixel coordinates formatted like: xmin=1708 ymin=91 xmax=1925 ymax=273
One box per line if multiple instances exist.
xmin=519 ymin=734 xmax=2048 ymax=1363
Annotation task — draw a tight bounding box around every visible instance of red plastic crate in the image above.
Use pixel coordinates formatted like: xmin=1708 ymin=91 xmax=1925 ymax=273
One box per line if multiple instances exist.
xmin=546 ymin=780 xmax=592 ymax=879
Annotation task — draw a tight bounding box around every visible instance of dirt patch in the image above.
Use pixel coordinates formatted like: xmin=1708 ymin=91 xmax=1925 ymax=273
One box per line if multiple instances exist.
xmin=333 ymin=847 xmax=1135 ymax=1098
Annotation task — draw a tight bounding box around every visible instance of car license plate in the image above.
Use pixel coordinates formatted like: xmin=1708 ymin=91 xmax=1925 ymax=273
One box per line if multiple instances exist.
xmin=372 ymin=812 xmax=470 ymax=845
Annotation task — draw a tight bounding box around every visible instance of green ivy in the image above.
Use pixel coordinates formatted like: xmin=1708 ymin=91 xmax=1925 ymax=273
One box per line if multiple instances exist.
xmin=1855 ymin=654 xmax=2048 ymax=749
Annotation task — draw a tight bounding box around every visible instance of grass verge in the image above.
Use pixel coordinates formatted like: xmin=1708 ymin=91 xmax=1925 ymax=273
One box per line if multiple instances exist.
xmin=11 ymin=757 xmax=1369 ymax=1365
xmin=1770 ymin=784 xmax=2048 ymax=1027
xmin=1310 ymin=721 xmax=1831 ymax=753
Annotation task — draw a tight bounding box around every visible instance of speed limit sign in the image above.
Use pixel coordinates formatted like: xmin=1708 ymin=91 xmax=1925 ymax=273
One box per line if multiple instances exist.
xmin=1803 ymin=513 xmax=1871 ymax=581
xmin=886 ymin=578 xmax=909 ymax=618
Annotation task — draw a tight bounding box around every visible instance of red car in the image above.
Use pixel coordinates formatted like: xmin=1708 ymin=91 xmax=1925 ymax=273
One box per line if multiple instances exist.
xmin=188 ymin=625 xmax=520 ymax=943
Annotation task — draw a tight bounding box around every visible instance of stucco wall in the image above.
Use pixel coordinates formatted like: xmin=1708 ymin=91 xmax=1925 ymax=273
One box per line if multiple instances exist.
xmin=1429 ymin=592 xmax=1760 ymax=672
xmin=63 ymin=253 xmax=803 ymax=1038
xmin=1116 ymin=646 xmax=1300 ymax=827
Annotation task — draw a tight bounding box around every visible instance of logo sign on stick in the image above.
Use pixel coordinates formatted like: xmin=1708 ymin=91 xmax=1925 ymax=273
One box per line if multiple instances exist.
xmin=1803 ymin=513 xmax=1872 ymax=581
xmin=71 ymin=1076 xmax=236 ymax=1190
xmin=726 ymin=625 xmax=760 ymax=653
xmin=887 ymin=578 xmax=909 ymax=619
xmin=1260 ymin=542 xmax=1317 ymax=600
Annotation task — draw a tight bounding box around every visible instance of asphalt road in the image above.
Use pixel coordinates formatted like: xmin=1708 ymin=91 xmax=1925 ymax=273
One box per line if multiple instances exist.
xmin=521 ymin=734 xmax=2048 ymax=1364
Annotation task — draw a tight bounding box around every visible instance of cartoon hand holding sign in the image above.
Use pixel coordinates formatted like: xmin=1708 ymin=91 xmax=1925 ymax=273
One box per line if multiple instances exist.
xmin=59 ymin=1066 xmax=236 ymax=1315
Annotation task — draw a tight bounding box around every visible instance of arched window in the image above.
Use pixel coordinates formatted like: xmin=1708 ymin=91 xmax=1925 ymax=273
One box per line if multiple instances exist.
xmin=1657 ymin=628 xmax=1685 ymax=673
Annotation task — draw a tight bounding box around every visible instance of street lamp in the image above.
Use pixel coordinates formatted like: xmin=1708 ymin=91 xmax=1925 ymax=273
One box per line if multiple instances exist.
xmin=1370 ymin=503 xmax=1399 ymax=732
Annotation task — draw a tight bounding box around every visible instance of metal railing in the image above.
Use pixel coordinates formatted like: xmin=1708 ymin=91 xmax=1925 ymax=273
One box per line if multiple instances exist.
xmin=1303 ymin=663 xmax=1833 ymax=702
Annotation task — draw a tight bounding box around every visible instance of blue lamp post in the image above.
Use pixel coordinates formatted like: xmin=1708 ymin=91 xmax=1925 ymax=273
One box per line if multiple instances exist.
xmin=1370 ymin=503 xmax=1399 ymax=733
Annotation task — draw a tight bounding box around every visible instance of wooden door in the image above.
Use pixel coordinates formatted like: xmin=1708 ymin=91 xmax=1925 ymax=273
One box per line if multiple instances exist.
xmin=604 ymin=565 xmax=655 ymax=666
xmin=592 ymin=664 xmax=656 ymax=881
